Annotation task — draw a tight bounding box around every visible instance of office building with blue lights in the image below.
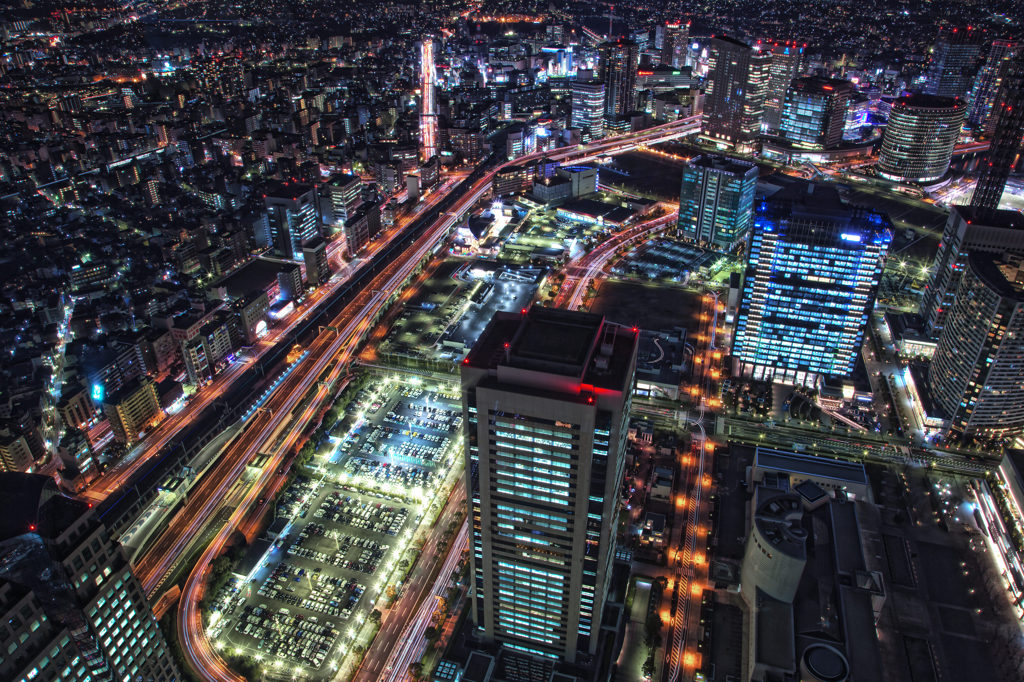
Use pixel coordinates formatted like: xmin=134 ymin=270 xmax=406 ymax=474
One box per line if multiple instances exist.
xmin=677 ymin=155 xmax=759 ymax=251
xmin=732 ymin=184 xmax=893 ymax=386
xmin=264 ymin=181 xmax=323 ymax=260
xmin=460 ymin=307 xmax=637 ymax=670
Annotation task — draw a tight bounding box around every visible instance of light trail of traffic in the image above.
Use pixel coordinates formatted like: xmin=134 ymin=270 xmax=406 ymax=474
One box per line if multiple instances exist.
xmin=420 ymin=38 xmax=438 ymax=161
xmin=352 ymin=485 xmax=467 ymax=682
xmin=556 ymin=212 xmax=676 ymax=310
xmin=667 ymin=291 xmax=719 ymax=682
xmin=382 ymin=522 xmax=468 ymax=682
xmin=84 ymin=177 xmax=462 ymax=502
xmin=169 ymin=117 xmax=705 ymax=682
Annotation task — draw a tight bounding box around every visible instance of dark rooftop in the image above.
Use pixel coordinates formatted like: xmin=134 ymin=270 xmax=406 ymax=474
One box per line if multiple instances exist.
xmin=265 ymin=181 xmax=314 ymax=201
xmin=0 ymin=473 xmax=87 ymax=542
xmin=953 ymin=205 xmax=1024 ymax=230
xmin=512 ymin=307 xmax=603 ymax=369
xmin=691 ymin=154 xmax=758 ymax=177
xmin=465 ymin=306 xmax=638 ymax=392
xmin=893 ymin=93 xmax=967 ymax=110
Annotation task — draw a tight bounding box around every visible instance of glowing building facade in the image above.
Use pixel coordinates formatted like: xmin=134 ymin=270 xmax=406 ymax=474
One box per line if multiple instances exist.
xmin=461 ymin=307 xmax=637 ymax=665
xmin=732 ymin=185 xmax=892 ymax=386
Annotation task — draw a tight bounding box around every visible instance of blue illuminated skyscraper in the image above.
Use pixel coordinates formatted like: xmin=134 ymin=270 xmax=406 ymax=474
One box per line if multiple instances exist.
xmin=461 ymin=307 xmax=637 ymax=670
xmin=732 ymin=184 xmax=893 ymax=385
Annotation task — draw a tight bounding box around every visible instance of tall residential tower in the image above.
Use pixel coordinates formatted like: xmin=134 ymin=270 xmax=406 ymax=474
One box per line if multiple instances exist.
xmin=598 ymin=39 xmax=639 ymax=118
xmin=969 ymin=53 xmax=1024 ymax=211
xmin=929 ymin=253 xmax=1024 ymax=447
xmin=702 ymin=36 xmax=772 ymax=149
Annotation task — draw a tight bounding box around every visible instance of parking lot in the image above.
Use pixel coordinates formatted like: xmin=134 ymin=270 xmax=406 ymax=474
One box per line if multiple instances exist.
xmin=207 ymin=374 xmax=462 ymax=679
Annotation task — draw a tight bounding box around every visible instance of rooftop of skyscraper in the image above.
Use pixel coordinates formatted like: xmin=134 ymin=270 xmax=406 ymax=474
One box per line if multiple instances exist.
xmin=264 ymin=180 xmax=315 ymax=200
xmin=955 ymin=204 xmax=1024 ymax=229
xmin=0 ymin=472 xmax=86 ymax=542
xmin=759 ymin=181 xmax=893 ymax=236
xmin=465 ymin=306 xmax=637 ymax=391
xmin=892 ymin=93 xmax=967 ymax=109
xmin=973 ymin=251 xmax=1024 ymax=298
xmin=690 ymin=154 xmax=759 ymax=176
xmin=709 ymin=35 xmax=752 ymax=49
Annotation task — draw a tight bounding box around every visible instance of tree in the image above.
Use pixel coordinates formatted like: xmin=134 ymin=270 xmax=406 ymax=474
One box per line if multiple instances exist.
xmin=644 ymin=612 xmax=663 ymax=648
xmin=642 ymin=656 xmax=656 ymax=679
xmin=369 ymin=609 xmax=382 ymax=624
xmin=408 ymin=662 xmax=423 ymax=680
xmin=424 ymin=625 xmax=439 ymax=642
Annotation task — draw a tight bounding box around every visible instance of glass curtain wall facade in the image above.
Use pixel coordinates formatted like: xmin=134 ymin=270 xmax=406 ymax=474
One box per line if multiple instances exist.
xmin=924 ymin=27 xmax=984 ymax=99
xmin=732 ymin=186 xmax=893 ymax=386
xmin=877 ymin=95 xmax=966 ymax=184
xmin=570 ymin=80 xmax=607 ymax=142
xmin=779 ymin=77 xmax=853 ymax=150
xmin=677 ymin=155 xmax=759 ymax=251
xmin=265 ymin=182 xmax=322 ymax=260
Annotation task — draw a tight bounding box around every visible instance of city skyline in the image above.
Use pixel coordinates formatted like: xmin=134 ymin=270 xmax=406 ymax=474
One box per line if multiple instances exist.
xmin=1 ymin=1 xmax=1023 ymax=682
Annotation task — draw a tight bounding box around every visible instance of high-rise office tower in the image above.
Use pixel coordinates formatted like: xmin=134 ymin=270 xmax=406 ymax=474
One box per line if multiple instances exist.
xmin=677 ymin=155 xmax=759 ymax=251
xmin=732 ymin=184 xmax=892 ymax=386
xmin=0 ymin=473 xmax=179 ymax=681
xmin=661 ymin=22 xmax=689 ymax=68
xmin=302 ymin=236 xmax=331 ymax=288
xmin=924 ymin=27 xmax=984 ymax=99
xmin=929 ymin=252 xmax=1024 ymax=446
xmin=762 ymin=42 xmax=806 ymax=132
xmin=461 ymin=307 xmax=637 ymax=665
xmin=966 ymin=40 xmax=1020 ymax=127
xmin=570 ymin=80 xmax=607 ymax=142
xmin=702 ymin=36 xmax=772 ymax=149
xmin=779 ymin=77 xmax=853 ymax=150
xmin=264 ymin=181 xmax=322 ymax=260
xmin=920 ymin=206 xmax=1024 ymax=336
xmin=324 ymin=172 xmax=364 ymax=226
xmin=970 ymin=53 xmax=1024 ymax=211
xmin=877 ymin=95 xmax=966 ymax=184
xmin=598 ymin=39 xmax=639 ymax=117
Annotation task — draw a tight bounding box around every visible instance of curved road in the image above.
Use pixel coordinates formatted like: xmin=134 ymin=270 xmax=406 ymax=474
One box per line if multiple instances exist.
xmin=170 ymin=116 xmax=706 ymax=682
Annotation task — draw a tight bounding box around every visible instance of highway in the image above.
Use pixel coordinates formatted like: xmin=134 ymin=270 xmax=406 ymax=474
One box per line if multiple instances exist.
xmin=165 ymin=118 xmax=705 ymax=682
xmin=376 ymin=522 xmax=468 ymax=682
xmin=554 ymin=211 xmax=676 ymax=310
xmin=89 ymin=116 xmax=702 ymax=503
xmin=84 ymin=175 xmax=462 ymax=504
xmin=346 ymin=483 xmax=466 ymax=682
